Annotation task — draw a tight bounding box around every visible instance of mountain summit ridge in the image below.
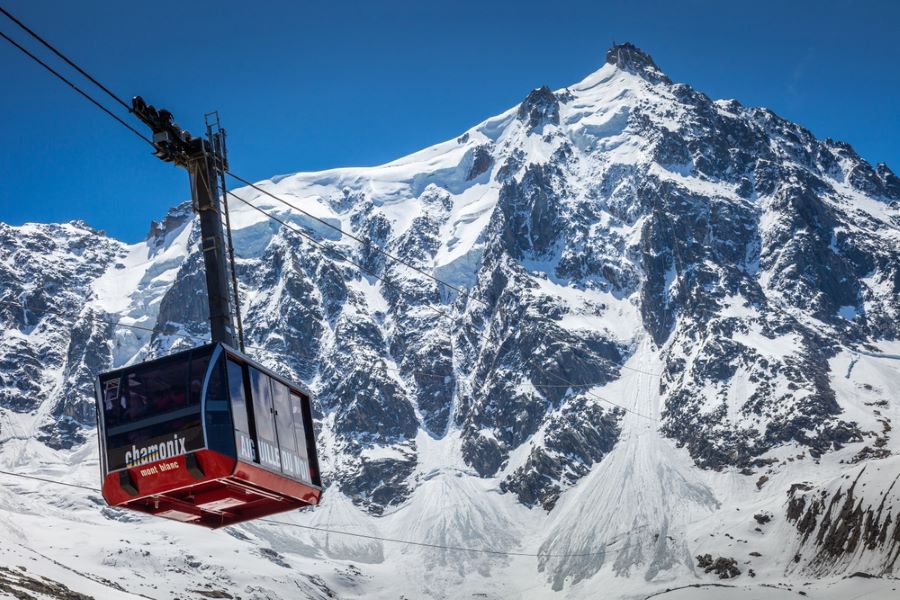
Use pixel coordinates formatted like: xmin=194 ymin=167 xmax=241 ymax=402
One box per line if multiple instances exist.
xmin=605 ymin=41 xmax=671 ymax=83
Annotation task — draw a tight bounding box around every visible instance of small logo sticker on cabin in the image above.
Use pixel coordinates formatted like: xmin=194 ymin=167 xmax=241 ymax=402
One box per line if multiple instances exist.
xmin=125 ymin=433 xmax=188 ymax=468
xmin=138 ymin=461 xmax=180 ymax=477
xmin=107 ymin=425 xmax=203 ymax=472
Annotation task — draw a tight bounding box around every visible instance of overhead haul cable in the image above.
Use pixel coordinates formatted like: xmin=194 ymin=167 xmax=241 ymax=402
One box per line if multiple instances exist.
xmin=0 ymin=468 xmax=654 ymax=559
xmin=0 ymin=5 xmax=132 ymax=112
xmin=0 ymin=29 xmax=152 ymax=145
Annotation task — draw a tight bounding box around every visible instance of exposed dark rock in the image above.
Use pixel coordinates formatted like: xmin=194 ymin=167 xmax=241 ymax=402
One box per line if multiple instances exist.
xmin=467 ymin=144 xmax=495 ymax=181
xmin=786 ymin=467 xmax=900 ymax=575
xmin=695 ymin=554 xmax=741 ymax=579
xmin=340 ymin=450 xmax=417 ymax=515
xmin=605 ymin=42 xmax=671 ymax=84
xmin=497 ymin=163 xmax=565 ymax=258
xmin=876 ymin=163 xmax=900 ymax=199
xmin=0 ymin=565 xmax=95 ymax=600
xmin=256 ymin=547 xmax=291 ymax=569
xmin=753 ymin=512 xmax=772 ymax=525
xmin=517 ymin=86 xmax=560 ymax=132
xmin=501 ymin=401 xmax=623 ymax=509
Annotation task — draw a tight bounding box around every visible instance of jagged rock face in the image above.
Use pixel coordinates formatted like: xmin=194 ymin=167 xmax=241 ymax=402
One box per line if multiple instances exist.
xmin=455 ymin=250 xmax=626 ymax=483
xmin=786 ymin=458 xmax=900 ymax=576
xmin=0 ymin=222 xmax=123 ymax=449
xmin=605 ymin=42 xmax=671 ymax=84
xmin=501 ymin=399 xmax=623 ymax=510
xmin=497 ymin=163 xmax=566 ymax=258
xmin=649 ymin=97 xmax=900 ymax=468
xmin=695 ymin=553 xmax=741 ymax=579
xmin=517 ymin=86 xmax=560 ymax=132
xmin=1 ymin=42 xmax=899 ymax=529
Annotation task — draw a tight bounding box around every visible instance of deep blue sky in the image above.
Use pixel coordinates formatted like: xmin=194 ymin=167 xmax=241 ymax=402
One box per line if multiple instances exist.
xmin=1 ymin=0 xmax=897 ymax=242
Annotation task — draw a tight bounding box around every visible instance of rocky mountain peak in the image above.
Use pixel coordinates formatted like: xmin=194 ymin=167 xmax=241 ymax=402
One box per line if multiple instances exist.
xmin=605 ymin=41 xmax=670 ymax=83
xmin=516 ymin=85 xmax=560 ymax=132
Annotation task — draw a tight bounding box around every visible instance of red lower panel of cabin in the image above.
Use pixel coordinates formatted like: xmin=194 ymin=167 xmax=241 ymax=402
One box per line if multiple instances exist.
xmin=102 ymin=450 xmax=322 ymax=528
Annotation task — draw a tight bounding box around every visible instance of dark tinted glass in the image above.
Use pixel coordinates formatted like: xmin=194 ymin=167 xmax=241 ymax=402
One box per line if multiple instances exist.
xmin=249 ymin=367 xmax=281 ymax=471
xmin=102 ymin=357 xmax=192 ymax=429
xmin=228 ymin=359 xmax=255 ymax=462
xmin=203 ymin=352 xmax=234 ymax=454
xmin=188 ymin=353 xmax=211 ymax=405
xmin=289 ymin=392 xmax=312 ymax=482
xmin=100 ymin=347 xmax=212 ymax=472
xmin=272 ymin=380 xmax=304 ymax=479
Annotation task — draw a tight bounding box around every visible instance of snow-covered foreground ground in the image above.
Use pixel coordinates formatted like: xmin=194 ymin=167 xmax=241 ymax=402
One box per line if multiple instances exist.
xmin=1 ymin=341 xmax=898 ymax=599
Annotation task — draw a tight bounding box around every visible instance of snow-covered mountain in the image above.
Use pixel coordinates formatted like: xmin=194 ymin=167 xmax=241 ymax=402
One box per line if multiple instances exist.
xmin=1 ymin=42 xmax=899 ymax=599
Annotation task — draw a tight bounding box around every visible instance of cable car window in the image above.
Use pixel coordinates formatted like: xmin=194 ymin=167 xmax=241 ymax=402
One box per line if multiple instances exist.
xmin=272 ymin=380 xmax=303 ymax=479
xmin=203 ymin=352 xmax=233 ymax=453
xmin=249 ymin=367 xmax=281 ymax=471
xmin=204 ymin=353 xmax=227 ymax=405
xmin=103 ymin=358 xmax=191 ymax=428
xmin=228 ymin=359 xmax=255 ymax=462
xmin=100 ymin=351 xmax=206 ymax=472
xmin=289 ymin=392 xmax=312 ymax=482
xmin=188 ymin=353 xmax=211 ymax=405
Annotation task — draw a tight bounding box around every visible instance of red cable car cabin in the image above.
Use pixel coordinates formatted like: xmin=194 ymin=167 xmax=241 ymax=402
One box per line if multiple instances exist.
xmin=95 ymin=343 xmax=322 ymax=528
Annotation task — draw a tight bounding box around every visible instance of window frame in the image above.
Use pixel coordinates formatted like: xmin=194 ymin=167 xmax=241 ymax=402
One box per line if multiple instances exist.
xmin=226 ymin=357 xmax=255 ymax=462
xmin=247 ymin=366 xmax=282 ymax=472
xmin=288 ymin=391 xmax=313 ymax=483
xmin=97 ymin=345 xmax=214 ymax=474
xmin=223 ymin=350 xmax=319 ymax=486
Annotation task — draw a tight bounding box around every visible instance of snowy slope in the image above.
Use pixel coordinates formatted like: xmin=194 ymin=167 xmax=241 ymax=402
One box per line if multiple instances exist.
xmin=2 ymin=42 xmax=900 ymax=599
